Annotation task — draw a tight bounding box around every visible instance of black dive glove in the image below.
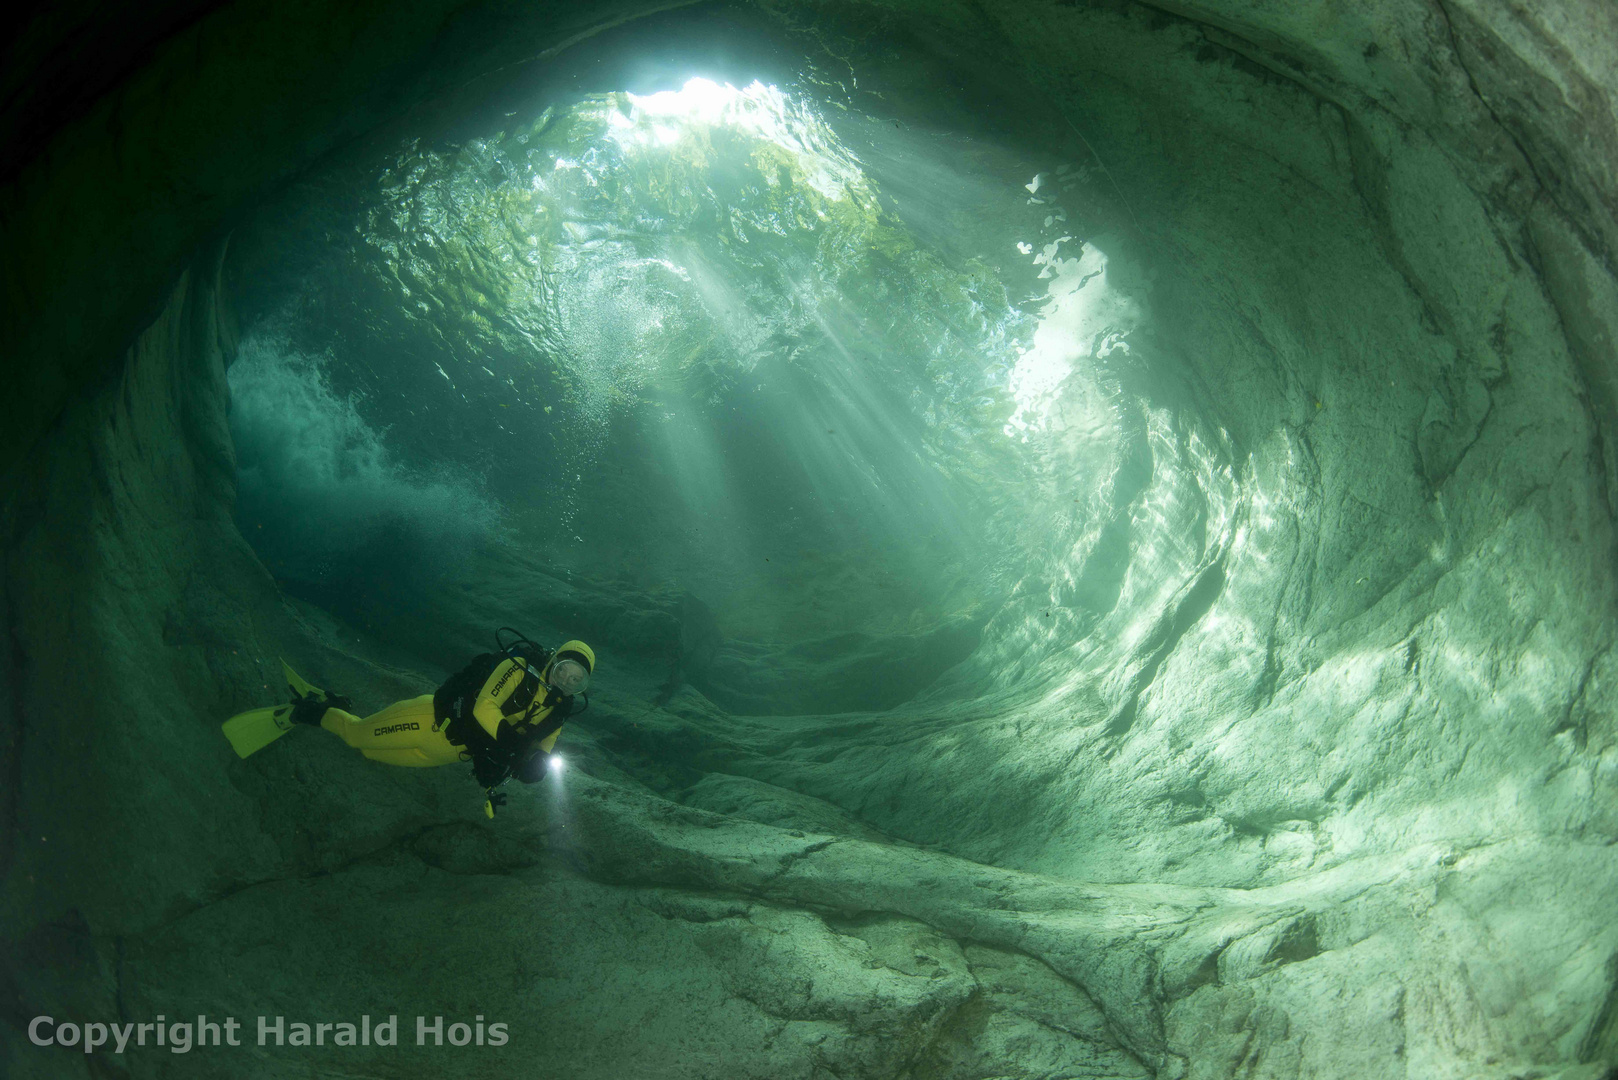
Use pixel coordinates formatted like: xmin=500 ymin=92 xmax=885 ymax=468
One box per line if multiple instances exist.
xmin=471 ymin=746 xmax=519 ymax=789
xmin=514 ymin=751 xmax=550 ymax=784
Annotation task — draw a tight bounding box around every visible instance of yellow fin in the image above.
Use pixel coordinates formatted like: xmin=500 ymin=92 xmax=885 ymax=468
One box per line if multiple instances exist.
xmin=221 ymin=705 xmax=295 ymax=758
xmin=280 ymin=659 xmax=325 ymax=701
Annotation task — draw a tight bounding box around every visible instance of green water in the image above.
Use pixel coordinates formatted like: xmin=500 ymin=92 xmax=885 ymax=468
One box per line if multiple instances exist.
xmin=229 ymin=73 xmax=1160 ymax=672
xmin=6 ymin=4 xmax=1614 ymax=1077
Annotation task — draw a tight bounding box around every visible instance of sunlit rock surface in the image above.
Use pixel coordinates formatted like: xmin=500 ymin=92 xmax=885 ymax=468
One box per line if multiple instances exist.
xmin=3 ymin=2 xmax=1617 ymax=1078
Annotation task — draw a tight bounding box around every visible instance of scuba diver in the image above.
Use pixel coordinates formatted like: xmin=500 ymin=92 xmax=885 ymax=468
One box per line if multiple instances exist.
xmin=221 ymin=629 xmax=595 ymax=817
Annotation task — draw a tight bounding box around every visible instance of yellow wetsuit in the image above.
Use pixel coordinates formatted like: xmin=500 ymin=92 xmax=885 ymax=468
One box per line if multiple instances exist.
xmin=319 ymin=656 xmax=565 ymax=767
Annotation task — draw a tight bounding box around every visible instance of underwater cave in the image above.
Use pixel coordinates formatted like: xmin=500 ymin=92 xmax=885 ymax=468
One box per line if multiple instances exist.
xmin=3 ymin=1 xmax=1617 ymax=1077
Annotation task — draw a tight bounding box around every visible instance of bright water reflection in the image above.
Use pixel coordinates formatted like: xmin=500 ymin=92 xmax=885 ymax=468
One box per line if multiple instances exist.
xmin=231 ymin=72 xmax=1223 ymax=659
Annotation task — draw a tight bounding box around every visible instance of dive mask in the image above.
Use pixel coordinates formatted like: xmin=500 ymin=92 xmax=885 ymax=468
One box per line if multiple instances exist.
xmin=548 ymin=656 xmax=591 ymax=695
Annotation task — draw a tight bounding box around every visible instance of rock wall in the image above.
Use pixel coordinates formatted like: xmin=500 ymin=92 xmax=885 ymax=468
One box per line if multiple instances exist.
xmin=0 ymin=251 xmax=538 ymax=1073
